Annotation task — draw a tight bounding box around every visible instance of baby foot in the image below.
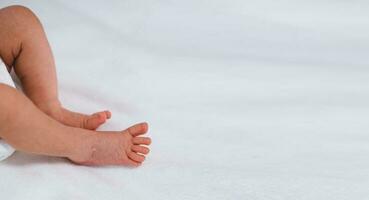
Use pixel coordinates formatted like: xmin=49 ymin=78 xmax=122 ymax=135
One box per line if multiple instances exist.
xmin=57 ymin=107 xmax=111 ymax=130
xmin=69 ymin=122 xmax=151 ymax=166
xmin=36 ymin=100 xmax=111 ymax=130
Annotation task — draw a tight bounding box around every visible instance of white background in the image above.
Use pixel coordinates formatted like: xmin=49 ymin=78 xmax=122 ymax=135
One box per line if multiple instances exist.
xmin=1 ymin=1 xmax=369 ymax=199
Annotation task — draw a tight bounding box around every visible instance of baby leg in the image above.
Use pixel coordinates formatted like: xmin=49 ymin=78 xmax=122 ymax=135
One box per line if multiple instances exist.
xmin=0 ymin=83 xmax=150 ymax=166
xmin=0 ymin=5 xmax=109 ymax=130
xmin=0 ymin=83 xmax=85 ymax=158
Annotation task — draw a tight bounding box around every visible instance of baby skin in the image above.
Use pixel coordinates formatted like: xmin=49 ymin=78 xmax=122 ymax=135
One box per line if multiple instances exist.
xmin=0 ymin=6 xmax=151 ymax=166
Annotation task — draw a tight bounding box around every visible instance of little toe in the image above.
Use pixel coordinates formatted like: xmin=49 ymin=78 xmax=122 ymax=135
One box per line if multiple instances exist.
xmin=125 ymin=122 xmax=149 ymax=136
xmin=128 ymin=151 xmax=145 ymax=162
xmin=132 ymin=137 xmax=152 ymax=145
xmin=126 ymin=160 xmax=141 ymax=167
xmin=131 ymin=145 xmax=150 ymax=155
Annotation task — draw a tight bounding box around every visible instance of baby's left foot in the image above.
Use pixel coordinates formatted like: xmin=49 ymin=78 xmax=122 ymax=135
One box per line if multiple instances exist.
xmin=37 ymin=100 xmax=111 ymax=130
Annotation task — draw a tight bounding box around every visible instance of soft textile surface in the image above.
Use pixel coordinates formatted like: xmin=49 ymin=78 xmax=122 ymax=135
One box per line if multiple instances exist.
xmin=0 ymin=60 xmax=15 ymax=161
xmin=1 ymin=1 xmax=369 ymax=199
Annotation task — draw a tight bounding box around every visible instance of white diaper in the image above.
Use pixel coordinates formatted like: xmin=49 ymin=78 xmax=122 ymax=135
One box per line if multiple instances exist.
xmin=0 ymin=60 xmax=16 ymax=161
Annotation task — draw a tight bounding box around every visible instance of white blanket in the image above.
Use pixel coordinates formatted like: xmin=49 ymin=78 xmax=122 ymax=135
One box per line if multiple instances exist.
xmin=1 ymin=1 xmax=369 ymax=199
xmin=0 ymin=60 xmax=15 ymax=161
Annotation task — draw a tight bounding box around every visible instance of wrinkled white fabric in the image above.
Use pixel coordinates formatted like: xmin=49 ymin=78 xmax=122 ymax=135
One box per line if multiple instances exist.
xmin=0 ymin=60 xmax=15 ymax=161
xmin=1 ymin=1 xmax=369 ymax=199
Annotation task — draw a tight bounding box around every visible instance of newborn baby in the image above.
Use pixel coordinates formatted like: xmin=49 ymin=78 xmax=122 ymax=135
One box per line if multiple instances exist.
xmin=0 ymin=6 xmax=151 ymax=166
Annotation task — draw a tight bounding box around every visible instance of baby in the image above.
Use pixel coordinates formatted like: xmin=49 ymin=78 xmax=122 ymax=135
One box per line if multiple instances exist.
xmin=0 ymin=6 xmax=151 ymax=166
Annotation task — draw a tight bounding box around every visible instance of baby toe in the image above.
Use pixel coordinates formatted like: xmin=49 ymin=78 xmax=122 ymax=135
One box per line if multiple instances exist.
xmin=131 ymin=145 xmax=150 ymax=155
xmin=132 ymin=137 xmax=151 ymax=145
xmin=128 ymin=151 xmax=145 ymax=162
xmin=95 ymin=111 xmax=108 ymax=120
xmin=104 ymin=110 xmax=112 ymax=119
xmin=125 ymin=160 xmax=141 ymax=167
xmin=83 ymin=113 xmax=106 ymax=130
xmin=125 ymin=122 xmax=149 ymax=136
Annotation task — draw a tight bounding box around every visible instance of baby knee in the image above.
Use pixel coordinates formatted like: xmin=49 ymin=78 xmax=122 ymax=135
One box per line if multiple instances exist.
xmin=0 ymin=5 xmax=41 ymax=31
xmin=1 ymin=5 xmax=36 ymax=18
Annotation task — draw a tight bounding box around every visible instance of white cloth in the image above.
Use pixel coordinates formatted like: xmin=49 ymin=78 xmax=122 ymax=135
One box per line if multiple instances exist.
xmin=2 ymin=1 xmax=369 ymax=199
xmin=0 ymin=60 xmax=15 ymax=161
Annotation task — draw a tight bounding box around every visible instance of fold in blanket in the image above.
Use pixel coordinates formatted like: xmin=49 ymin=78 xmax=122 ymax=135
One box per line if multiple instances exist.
xmin=0 ymin=60 xmax=15 ymax=161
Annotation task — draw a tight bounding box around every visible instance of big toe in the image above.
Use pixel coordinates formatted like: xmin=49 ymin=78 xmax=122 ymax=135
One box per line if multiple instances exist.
xmin=84 ymin=111 xmax=110 ymax=130
xmin=125 ymin=122 xmax=149 ymax=136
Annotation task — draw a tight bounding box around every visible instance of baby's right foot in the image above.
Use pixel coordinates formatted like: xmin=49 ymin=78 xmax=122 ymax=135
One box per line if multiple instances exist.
xmin=69 ymin=122 xmax=151 ymax=166
xmin=36 ymin=100 xmax=111 ymax=130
